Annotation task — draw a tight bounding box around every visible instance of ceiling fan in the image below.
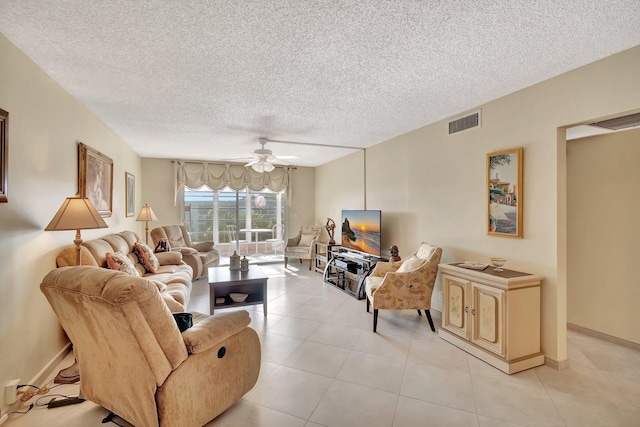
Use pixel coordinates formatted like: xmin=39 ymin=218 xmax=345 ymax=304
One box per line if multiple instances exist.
xmin=244 ymin=138 xmax=300 ymax=172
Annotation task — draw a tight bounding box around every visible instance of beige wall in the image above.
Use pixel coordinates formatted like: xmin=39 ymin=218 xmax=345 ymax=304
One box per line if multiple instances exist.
xmin=315 ymin=45 xmax=640 ymax=363
xmin=0 ymin=34 xmax=142 ymax=407
xmin=567 ymin=128 xmax=640 ymax=343
xmin=141 ymin=158 xmax=183 ymax=228
xmin=141 ymin=158 xmax=316 ymax=244
xmin=287 ymin=167 xmax=316 ymax=238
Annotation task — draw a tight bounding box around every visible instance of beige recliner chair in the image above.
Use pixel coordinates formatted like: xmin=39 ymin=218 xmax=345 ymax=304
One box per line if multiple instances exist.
xmin=151 ymin=225 xmax=219 ymax=278
xmin=284 ymin=225 xmax=321 ymax=270
xmin=365 ymin=242 xmax=442 ymax=332
xmin=40 ymin=266 xmax=261 ymax=427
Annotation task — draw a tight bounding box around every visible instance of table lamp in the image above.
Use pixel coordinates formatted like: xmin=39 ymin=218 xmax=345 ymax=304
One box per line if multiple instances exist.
xmin=136 ymin=203 xmax=158 ymax=244
xmin=45 ymin=196 xmax=108 ymax=266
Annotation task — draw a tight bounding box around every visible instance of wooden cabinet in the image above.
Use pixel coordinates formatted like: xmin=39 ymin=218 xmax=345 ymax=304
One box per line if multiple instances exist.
xmin=439 ymin=263 xmax=544 ymax=374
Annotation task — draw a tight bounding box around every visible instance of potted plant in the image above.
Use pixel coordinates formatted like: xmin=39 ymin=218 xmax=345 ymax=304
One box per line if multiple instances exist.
xmin=489 ymin=215 xmax=497 ymax=232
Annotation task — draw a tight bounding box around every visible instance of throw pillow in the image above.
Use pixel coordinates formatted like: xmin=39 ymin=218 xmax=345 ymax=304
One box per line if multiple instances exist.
xmin=105 ymin=252 xmax=140 ymax=277
xmin=397 ymin=256 xmax=424 ymax=273
xmin=133 ymin=241 xmax=160 ymax=274
xmin=298 ymin=233 xmax=315 ymax=247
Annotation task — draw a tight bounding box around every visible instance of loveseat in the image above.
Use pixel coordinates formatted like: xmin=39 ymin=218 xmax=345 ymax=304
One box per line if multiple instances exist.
xmin=150 ymin=225 xmax=219 ymax=279
xmin=56 ymin=230 xmax=193 ymax=312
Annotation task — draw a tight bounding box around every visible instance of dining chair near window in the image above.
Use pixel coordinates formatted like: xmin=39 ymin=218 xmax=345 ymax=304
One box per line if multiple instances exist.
xmin=226 ymin=224 xmax=247 ymax=255
xmin=264 ymin=224 xmax=284 ymax=255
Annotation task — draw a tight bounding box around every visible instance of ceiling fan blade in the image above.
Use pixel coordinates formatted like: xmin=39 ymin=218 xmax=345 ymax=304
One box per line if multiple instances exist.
xmin=275 ymin=155 xmax=300 ymax=160
xmin=244 ymin=159 xmax=260 ymax=167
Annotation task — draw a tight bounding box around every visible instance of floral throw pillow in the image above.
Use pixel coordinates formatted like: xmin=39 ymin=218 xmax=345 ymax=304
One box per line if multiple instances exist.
xmin=133 ymin=241 xmax=160 ymax=274
xmin=105 ymin=252 xmax=140 ymax=277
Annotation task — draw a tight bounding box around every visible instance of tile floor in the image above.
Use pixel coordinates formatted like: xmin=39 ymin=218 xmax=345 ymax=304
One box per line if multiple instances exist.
xmin=5 ymin=264 xmax=640 ymax=426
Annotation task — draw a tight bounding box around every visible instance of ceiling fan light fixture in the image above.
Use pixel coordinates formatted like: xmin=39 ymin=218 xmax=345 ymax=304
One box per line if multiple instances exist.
xmin=251 ymin=161 xmax=274 ymax=173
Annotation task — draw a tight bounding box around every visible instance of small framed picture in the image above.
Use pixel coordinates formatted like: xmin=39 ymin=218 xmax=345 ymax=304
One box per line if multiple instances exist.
xmin=78 ymin=142 xmax=113 ymax=217
xmin=125 ymin=172 xmax=135 ymax=217
xmin=487 ymin=147 xmax=523 ymax=238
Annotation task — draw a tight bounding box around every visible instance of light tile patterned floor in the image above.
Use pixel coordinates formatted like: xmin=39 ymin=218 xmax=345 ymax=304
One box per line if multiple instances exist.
xmin=6 ymin=264 xmax=640 ymax=426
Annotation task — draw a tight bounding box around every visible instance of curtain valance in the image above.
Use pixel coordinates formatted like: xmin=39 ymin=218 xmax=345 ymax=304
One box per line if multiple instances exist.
xmin=173 ymin=161 xmax=292 ymax=204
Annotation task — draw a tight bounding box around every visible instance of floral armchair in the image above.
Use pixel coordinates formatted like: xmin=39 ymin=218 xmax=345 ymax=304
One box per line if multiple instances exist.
xmin=364 ymin=242 xmax=442 ymax=332
xmin=284 ymin=226 xmax=321 ymax=270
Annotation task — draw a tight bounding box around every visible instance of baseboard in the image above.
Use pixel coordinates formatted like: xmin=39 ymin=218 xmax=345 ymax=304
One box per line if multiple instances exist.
xmin=545 ymin=356 xmax=570 ymax=370
xmin=33 ymin=342 xmax=74 ymax=387
xmin=568 ymin=323 xmax=640 ymax=351
xmin=0 ymin=343 xmax=72 ymax=425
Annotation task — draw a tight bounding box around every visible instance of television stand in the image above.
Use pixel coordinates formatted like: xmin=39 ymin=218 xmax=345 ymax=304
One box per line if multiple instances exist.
xmin=323 ymin=247 xmax=382 ymax=299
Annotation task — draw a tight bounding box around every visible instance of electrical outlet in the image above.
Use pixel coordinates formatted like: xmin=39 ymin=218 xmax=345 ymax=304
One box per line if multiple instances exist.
xmin=4 ymin=379 xmax=20 ymax=405
xmin=438 ymin=291 xmax=442 ymax=302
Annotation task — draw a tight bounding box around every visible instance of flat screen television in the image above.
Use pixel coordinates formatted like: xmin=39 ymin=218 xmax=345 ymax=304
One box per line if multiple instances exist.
xmin=340 ymin=209 xmax=382 ymax=257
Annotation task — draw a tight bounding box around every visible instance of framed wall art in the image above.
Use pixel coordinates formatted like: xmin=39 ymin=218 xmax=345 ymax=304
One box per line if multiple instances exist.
xmin=0 ymin=108 xmax=8 ymax=203
xmin=487 ymin=147 xmax=522 ymax=238
xmin=78 ymin=142 xmax=113 ymax=217
xmin=125 ymin=172 xmax=135 ymax=217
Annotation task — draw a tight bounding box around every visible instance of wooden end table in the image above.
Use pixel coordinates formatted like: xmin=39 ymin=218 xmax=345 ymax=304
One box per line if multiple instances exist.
xmin=208 ymin=265 xmax=268 ymax=316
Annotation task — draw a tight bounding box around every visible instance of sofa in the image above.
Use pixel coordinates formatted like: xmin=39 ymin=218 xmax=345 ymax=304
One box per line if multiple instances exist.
xmin=40 ymin=266 xmax=261 ymax=427
xmin=150 ymin=225 xmax=219 ymax=279
xmin=56 ymin=230 xmax=193 ymax=312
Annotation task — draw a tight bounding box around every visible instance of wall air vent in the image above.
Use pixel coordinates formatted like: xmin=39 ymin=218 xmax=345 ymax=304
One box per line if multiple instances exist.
xmin=590 ymin=112 xmax=640 ymax=130
xmin=448 ymin=110 xmax=481 ymax=135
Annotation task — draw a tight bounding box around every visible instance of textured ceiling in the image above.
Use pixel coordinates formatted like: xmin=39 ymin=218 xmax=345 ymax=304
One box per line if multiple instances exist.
xmin=1 ymin=1 xmax=639 ymax=167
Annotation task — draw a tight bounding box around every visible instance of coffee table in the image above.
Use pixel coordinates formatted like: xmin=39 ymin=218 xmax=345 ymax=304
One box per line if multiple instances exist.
xmin=208 ymin=265 xmax=268 ymax=316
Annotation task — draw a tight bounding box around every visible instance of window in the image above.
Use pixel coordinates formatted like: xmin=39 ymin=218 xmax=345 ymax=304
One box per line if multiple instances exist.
xmin=183 ymin=186 xmax=285 ymax=251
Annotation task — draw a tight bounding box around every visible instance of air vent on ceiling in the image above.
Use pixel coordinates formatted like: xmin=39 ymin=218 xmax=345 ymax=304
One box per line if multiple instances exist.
xmin=448 ymin=110 xmax=481 ymax=135
xmin=590 ymin=112 xmax=640 ymax=130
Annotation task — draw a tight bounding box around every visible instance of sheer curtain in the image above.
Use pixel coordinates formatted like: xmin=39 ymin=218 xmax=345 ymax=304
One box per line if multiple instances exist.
xmin=173 ymin=161 xmax=292 ymax=204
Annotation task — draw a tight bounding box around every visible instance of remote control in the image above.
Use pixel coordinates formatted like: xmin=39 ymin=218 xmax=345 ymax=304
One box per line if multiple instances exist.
xmin=47 ymin=396 xmax=85 ymax=408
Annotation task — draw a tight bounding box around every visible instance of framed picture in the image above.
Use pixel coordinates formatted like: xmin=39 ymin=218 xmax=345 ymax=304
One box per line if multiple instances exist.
xmin=125 ymin=172 xmax=135 ymax=217
xmin=78 ymin=142 xmax=113 ymax=217
xmin=0 ymin=108 xmax=8 ymax=203
xmin=487 ymin=147 xmax=523 ymax=238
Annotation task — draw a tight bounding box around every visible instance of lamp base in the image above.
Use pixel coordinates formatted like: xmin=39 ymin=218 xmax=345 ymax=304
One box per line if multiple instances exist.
xmin=54 ymin=360 xmax=80 ymax=384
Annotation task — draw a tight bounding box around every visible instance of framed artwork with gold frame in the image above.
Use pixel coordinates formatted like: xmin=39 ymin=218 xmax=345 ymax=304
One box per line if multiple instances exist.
xmin=78 ymin=142 xmax=113 ymax=217
xmin=487 ymin=147 xmax=522 ymax=238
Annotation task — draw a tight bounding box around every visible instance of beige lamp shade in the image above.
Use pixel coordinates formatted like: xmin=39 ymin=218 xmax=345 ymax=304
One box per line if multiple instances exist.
xmin=136 ymin=203 xmax=158 ymax=244
xmin=45 ymin=197 xmax=108 ymax=231
xmin=136 ymin=204 xmax=158 ymax=222
xmin=45 ymin=197 xmax=108 ymax=266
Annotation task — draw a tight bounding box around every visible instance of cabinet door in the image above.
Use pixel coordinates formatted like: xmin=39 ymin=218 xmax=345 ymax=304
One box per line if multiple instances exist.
xmin=470 ymin=283 xmax=505 ymax=356
xmin=442 ymin=275 xmax=469 ymax=338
